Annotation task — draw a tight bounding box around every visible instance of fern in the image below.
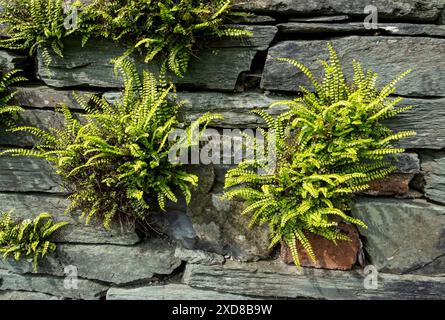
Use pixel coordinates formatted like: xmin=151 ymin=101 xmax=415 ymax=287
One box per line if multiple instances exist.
xmin=79 ymin=0 xmax=252 ymax=76
xmin=0 ymin=69 xmax=27 ymax=126
xmin=224 ymin=44 xmax=416 ymax=267
xmin=0 ymin=0 xmax=81 ymax=64
xmin=0 ymin=211 xmax=68 ymax=271
xmin=2 ymin=58 xmax=222 ymax=229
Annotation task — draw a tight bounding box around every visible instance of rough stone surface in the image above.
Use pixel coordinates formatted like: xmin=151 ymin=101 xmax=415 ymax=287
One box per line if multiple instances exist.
xmin=233 ymin=0 xmax=445 ymax=22
xmin=174 ymin=247 xmax=225 ymax=265
xmin=0 ymin=50 xmax=29 ymax=71
xmin=0 ymin=109 xmax=72 ymax=147
xmin=0 ymin=193 xmax=140 ymax=245
xmin=280 ymin=223 xmax=361 ymax=270
xmin=289 ymin=15 xmax=350 ymax=22
xmin=231 ymin=15 xmax=276 ymax=24
xmin=106 ymin=284 xmax=255 ymax=300
xmin=0 ymin=240 xmax=182 ymax=285
xmin=0 ymin=290 xmax=61 ymax=300
xmin=179 ymin=95 xmax=444 ymax=149
xmin=389 ymin=153 xmax=420 ymax=174
xmin=56 ymin=239 xmax=182 ymax=284
xmin=151 ymin=166 xmax=271 ymax=262
xmin=278 ymin=22 xmax=445 ymax=37
xmin=352 ymin=197 xmax=445 ymax=275
xmin=176 ymin=91 xmax=288 ymax=128
xmin=362 ymin=173 xmax=415 ymax=196
xmin=183 ymin=261 xmax=445 ymax=299
xmin=0 ymin=156 xmax=62 ymax=193
xmin=0 ymin=269 xmax=108 ymax=300
xmin=12 ymin=86 xmax=97 ymax=110
xmin=3 ymin=95 xmax=444 ymax=151
xmin=262 ymin=37 xmax=445 ymax=97
xmin=419 ymin=151 xmax=445 ymax=205
xmin=188 ymin=191 xmax=271 ymax=261
xmin=105 ymin=90 xmax=290 ymax=128
xmin=390 ymin=98 xmax=445 ymax=149
xmin=37 ymin=26 xmax=277 ymax=90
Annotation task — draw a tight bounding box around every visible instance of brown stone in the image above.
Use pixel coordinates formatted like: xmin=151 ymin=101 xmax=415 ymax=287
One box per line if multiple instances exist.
xmin=280 ymin=223 xmax=360 ymax=270
xmin=362 ymin=173 xmax=414 ymax=196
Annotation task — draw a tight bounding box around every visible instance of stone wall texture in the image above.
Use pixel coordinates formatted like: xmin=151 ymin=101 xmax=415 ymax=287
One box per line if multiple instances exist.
xmin=0 ymin=0 xmax=444 ymax=300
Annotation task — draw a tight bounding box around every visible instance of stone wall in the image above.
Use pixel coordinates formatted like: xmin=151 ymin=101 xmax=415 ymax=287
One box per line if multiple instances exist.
xmin=0 ymin=0 xmax=444 ymax=300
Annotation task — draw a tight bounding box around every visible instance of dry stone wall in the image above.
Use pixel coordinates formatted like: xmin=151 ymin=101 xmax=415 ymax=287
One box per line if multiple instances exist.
xmin=0 ymin=0 xmax=444 ymax=299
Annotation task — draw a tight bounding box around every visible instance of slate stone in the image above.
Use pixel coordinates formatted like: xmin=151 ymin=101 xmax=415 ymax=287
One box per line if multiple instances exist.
xmin=12 ymin=85 xmax=97 ymax=110
xmin=277 ymin=22 xmax=445 ymax=37
xmin=0 ymin=269 xmax=108 ymax=300
xmin=106 ymin=284 xmax=256 ymax=300
xmin=0 ymin=109 xmax=70 ymax=147
xmin=261 ymin=37 xmax=445 ymax=97
xmin=352 ymin=197 xmax=445 ymax=276
xmin=37 ymin=26 xmax=277 ymax=90
xmin=56 ymin=239 xmax=182 ymax=284
xmin=0 ymin=193 xmax=140 ymax=245
xmin=389 ymin=98 xmax=445 ymax=149
xmin=0 ymin=290 xmax=61 ymax=300
xmin=151 ymin=166 xmax=271 ymax=262
xmin=289 ymin=15 xmax=350 ymax=22
xmin=174 ymin=247 xmax=225 ymax=265
xmin=183 ymin=260 xmax=445 ymax=299
xmin=233 ymin=0 xmax=444 ymax=22
xmin=0 ymin=156 xmax=62 ymax=193
xmin=0 ymin=50 xmax=30 ymax=71
xmin=419 ymin=151 xmax=445 ymax=205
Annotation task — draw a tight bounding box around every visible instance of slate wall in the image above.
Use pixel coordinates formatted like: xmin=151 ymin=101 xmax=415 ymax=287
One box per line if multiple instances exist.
xmin=0 ymin=0 xmax=444 ymax=300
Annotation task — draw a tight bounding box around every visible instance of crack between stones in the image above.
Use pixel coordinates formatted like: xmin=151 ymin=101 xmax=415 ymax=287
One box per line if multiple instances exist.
xmin=402 ymin=252 xmax=445 ymax=274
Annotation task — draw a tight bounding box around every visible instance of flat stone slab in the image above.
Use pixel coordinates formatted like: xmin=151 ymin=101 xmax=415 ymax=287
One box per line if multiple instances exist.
xmin=183 ymin=260 xmax=445 ymax=299
xmin=419 ymin=151 xmax=445 ymax=205
xmin=233 ymin=0 xmax=444 ymax=22
xmin=0 ymin=157 xmax=63 ymax=193
xmin=37 ymin=26 xmax=277 ymax=90
xmin=0 ymin=193 xmax=140 ymax=245
xmin=0 ymin=109 xmax=70 ymax=147
xmin=176 ymin=91 xmax=289 ymax=128
xmin=289 ymin=15 xmax=350 ymax=22
xmin=0 ymin=269 xmax=108 ymax=300
xmin=56 ymin=239 xmax=182 ymax=284
xmin=174 ymin=247 xmax=225 ymax=266
xmin=277 ymin=22 xmax=445 ymax=37
xmin=352 ymin=197 xmax=445 ymax=276
xmin=12 ymin=85 xmax=97 ymax=110
xmin=390 ymin=98 xmax=445 ymax=149
xmin=6 ymin=90 xmax=443 ymax=150
xmin=106 ymin=284 xmax=256 ymax=300
xmin=0 ymin=239 xmax=181 ymax=285
xmin=261 ymin=37 xmax=445 ymax=97
xmin=0 ymin=50 xmax=30 ymax=71
xmin=0 ymin=290 xmax=61 ymax=300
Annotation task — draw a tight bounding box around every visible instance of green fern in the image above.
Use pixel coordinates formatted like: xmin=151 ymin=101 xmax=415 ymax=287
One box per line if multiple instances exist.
xmin=0 ymin=0 xmax=81 ymax=64
xmin=0 ymin=211 xmax=68 ymax=272
xmin=80 ymin=0 xmax=252 ymax=76
xmin=1 ymin=58 xmax=222 ymax=229
xmin=224 ymin=44 xmax=416 ymax=267
xmin=0 ymin=69 xmax=27 ymax=126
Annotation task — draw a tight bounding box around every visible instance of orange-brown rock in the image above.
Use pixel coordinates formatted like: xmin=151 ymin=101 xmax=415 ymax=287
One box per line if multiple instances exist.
xmin=362 ymin=173 xmax=414 ymax=196
xmin=280 ymin=223 xmax=360 ymax=270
